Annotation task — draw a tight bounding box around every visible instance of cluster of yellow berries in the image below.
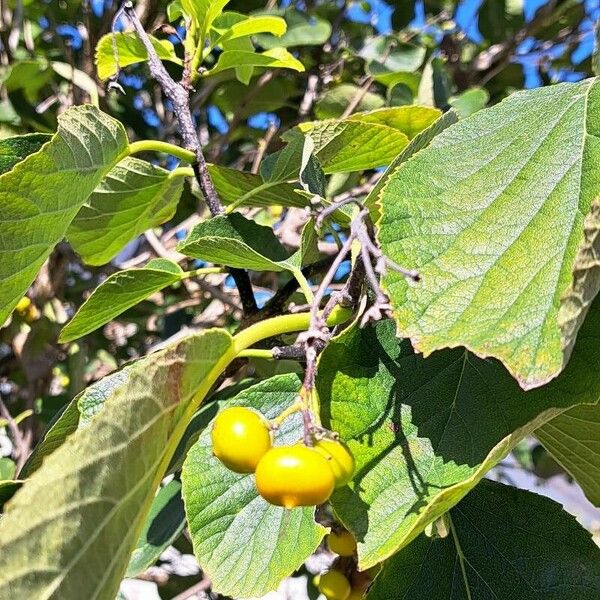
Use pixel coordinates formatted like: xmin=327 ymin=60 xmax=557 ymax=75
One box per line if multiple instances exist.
xmin=211 ymin=406 xmax=355 ymax=509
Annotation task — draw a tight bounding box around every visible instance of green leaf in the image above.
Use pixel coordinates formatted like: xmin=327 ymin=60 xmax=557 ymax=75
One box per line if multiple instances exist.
xmin=0 ymin=105 xmax=128 ymax=326
xmin=315 ymin=84 xmax=385 ymax=120
xmin=293 ymin=106 xmax=441 ymax=173
xmin=205 ymin=47 xmax=304 ymax=77
xmin=366 ymin=480 xmax=600 ymax=600
xmin=536 ymin=404 xmax=600 ymax=506
xmin=448 ymin=87 xmax=490 ymax=118
xmin=0 ymin=133 xmax=50 ymax=175
xmin=208 ymin=164 xmax=308 ymax=208
xmin=0 ymin=457 xmax=16 ymax=481
xmin=177 ymin=213 xmax=304 ymax=273
xmin=19 ymin=398 xmax=81 ymax=477
xmin=214 ymin=15 xmax=287 ymax=44
xmin=126 ymin=479 xmax=186 ymax=578
xmin=378 ymin=79 xmax=600 ymax=389
xmin=182 ymin=0 xmax=230 ymax=48
xmin=365 ymin=110 xmax=459 ymax=220
xmin=0 ymin=329 xmax=234 ymax=599
xmin=67 ymin=158 xmax=185 ymax=266
xmin=95 ymin=32 xmax=182 ymax=80
xmin=316 ymin=295 xmax=600 ymax=568
xmin=360 ymin=37 xmax=426 ymax=74
xmin=260 ymin=133 xmax=325 ymax=197
xmin=254 ymin=10 xmax=332 ymax=48
xmin=362 ymin=41 xmax=427 ymax=86
xmin=182 ymin=374 xmax=326 ymax=599
xmin=59 ymin=259 xmax=185 ymax=343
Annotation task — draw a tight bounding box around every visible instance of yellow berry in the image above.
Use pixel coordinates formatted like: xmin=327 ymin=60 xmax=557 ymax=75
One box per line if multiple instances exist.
xmin=327 ymin=530 xmax=357 ymax=556
xmin=255 ymin=445 xmax=335 ymax=508
xmin=314 ymin=439 xmax=355 ymax=487
xmin=211 ymin=407 xmax=272 ymax=473
xmin=15 ymin=297 xmax=31 ymax=313
xmin=314 ymin=570 xmax=351 ymax=600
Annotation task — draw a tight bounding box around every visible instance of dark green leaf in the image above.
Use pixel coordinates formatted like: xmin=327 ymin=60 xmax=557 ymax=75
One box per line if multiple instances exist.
xmin=315 ymin=84 xmax=385 ymax=120
xmin=317 ymin=296 xmax=600 ymax=567
xmin=366 ymin=480 xmax=600 ymax=600
xmin=126 ymin=479 xmax=186 ymax=578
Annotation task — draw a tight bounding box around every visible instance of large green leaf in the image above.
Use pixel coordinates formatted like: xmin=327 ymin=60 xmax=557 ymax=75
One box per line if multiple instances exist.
xmin=126 ymin=479 xmax=186 ymax=578
xmin=536 ymin=404 xmax=600 ymax=506
xmin=0 ymin=329 xmax=234 ymax=599
xmin=177 ymin=213 xmax=316 ymax=276
xmin=365 ymin=110 xmax=459 ymax=220
xmin=316 ymin=296 xmax=600 ymax=568
xmin=205 ymin=48 xmax=304 ymax=77
xmin=366 ymin=479 xmax=600 ymax=600
xmin=0 ymin=133 xmax=50 ymax=175
xmin=59 ymin=259 xmax=185 ymax=343
xmin=378 ymin=79 xmax=600 ymax=390
xmin=293 ymin=106 xmax=441 ymax=173
xmin=95 ymin=32 xmax=182 ymax=80
xmin=67 ymin=158 xmax=185 ymax=266
xmin=0 ymin=105 xmax=128 ymax=326
xmin=182 ymin=374 xmax=326 ymax=599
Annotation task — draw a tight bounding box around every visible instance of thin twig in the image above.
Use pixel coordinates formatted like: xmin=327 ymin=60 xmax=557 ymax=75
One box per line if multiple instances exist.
xmin=122 ymin=2 xmax=223 ymax=216
xmin=121 ymin=2 xmax=257 ymax=315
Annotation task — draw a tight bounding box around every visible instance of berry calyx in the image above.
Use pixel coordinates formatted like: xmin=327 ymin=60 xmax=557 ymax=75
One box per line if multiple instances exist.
xmin=211 ymin=406 xmax=272 ymax=473
xmin=314 ymin=570 xmax=351 ymax=600
xmin=327 ymin=530 xmax=357 ymax=556
xmin=255 ymin=445 xmax=335 ymax=508
xmin=314 ymin=438 xmax=355 ymax=487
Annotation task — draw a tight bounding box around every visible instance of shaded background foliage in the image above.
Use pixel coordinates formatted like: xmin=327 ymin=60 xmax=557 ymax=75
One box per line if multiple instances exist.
xmin=1 ymin=1 xmax=599 ymax=598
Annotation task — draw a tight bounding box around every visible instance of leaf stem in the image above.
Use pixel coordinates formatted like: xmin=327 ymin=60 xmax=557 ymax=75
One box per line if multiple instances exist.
xmin=292 ymin=268 xmax=315 ymax=303
xmin=233 ymin=305 xmax=352 ymax=354
xmin=127 ymin=140 xmax=196 ymax=163
xmin=236 ymin=348 xmax=274 ymax=359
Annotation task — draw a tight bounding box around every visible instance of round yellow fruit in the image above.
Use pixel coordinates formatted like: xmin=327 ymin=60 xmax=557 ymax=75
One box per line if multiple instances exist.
xmin=314 ymin=570 xmax=351 ymax=600
xmin=327 ymin=530 xmax=357 ymax=556
xmin=255 ymin=445 xmax=335 ymax=508
xmin=314 ymin=439 xmax=355 ymax=487
xmin=211 ymin=406 xmax=272 ymax=473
